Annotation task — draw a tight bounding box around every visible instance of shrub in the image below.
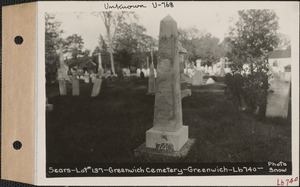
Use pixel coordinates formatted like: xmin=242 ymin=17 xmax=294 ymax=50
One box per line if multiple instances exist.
xmin=210 ymin=76 xmax=218 ymax=82
xmin=224 ymin=73 xmax=245 ymax=109
xmin=224 ymin=58 xmax=271 ymax=120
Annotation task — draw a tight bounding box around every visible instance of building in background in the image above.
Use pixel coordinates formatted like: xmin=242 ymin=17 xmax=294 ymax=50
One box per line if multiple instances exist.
xmin=268 ymin=46 xmax=291 ymax=82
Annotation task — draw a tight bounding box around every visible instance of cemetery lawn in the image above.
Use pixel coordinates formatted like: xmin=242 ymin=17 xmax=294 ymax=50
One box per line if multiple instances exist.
xmin=46 ymin=77 xmax=291 ymax=164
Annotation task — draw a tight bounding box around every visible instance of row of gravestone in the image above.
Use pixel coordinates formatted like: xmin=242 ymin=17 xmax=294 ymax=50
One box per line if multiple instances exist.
xmin=52 ymin=15 xmax=291 ymax=159
xmin=189 ymin=70 xmax=215 ymax=86
xmin=137 ymin=68 xmax=157 ymax=78
xmin=47 ymin=77 xmax=102 ymax=112
xmin=122 ymin=68 xmax=131 ymax=77
xmin=54 ymin=15 xmax=192 ymax=155
xmin=58 ymin=77 xmax=103 ymax=97
xmin=146 ymin=54 xmax=215 ymax=98
xmin=185 ymin=59 xmax=228 ymax=77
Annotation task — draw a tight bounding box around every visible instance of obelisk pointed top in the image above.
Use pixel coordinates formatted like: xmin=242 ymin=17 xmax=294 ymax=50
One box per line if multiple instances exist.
xmin=160 ymin=15 xmax=177 ymax=36
xmin=162 ymin=15 xmax=175 ymax=22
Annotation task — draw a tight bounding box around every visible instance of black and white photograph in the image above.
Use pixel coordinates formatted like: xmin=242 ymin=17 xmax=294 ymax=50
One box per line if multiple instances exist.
xmin=38 ymin=1 xmax=298 ymax=185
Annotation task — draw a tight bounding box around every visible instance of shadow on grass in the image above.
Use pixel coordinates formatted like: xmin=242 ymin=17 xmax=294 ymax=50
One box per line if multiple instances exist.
xmin=46 ymin=77 xmax=291 ymax=164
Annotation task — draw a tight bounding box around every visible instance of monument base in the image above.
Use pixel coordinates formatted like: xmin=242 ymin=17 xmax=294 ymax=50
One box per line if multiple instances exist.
xmin=146 ymin=125 xmax=188 ymax=151
xmin=134 ymin=139 xmax=195 ymax=158
xmin=146 ymin=92 xmax=155 ymax=95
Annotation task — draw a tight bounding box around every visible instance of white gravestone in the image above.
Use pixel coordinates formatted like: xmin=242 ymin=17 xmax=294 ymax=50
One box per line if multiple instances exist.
xmin=220 ymin=58 xmax=225 ymax=76
xmin=126 ymin=68 xmax=131 ymax=77
xmin=196 ymin=59 xmax=201 ymax=70
xmin=91 ymin=73 xmax=97 ymax=83
xmin=71 ymin=70 xmax=80 ymax=96
xmin=206 ymin=77 xmax=215 ymax=84
xmin=58 ymin=79 xmax=67 ymax=95
xmin=147 ymin=63 xmax=156 ymax=95
xmin=266 ymin=73 xmax=290 ymax=118
xmin=91 ymin=78 xmax=103 ymax=97
xmin=179 ymin=41 xmax=191 ymax=99
xmin=84 ymin=71 xmax=90 ymax=83
xmin=208 ymin=66 xmax=214 ymax=75
xmin=57 ymin=49 xmax=69 ymax=95
xmin=136 ymin=68 xmax=141 ymax=77
xmin=72 ymin=78 xmax=80 ymax=96
xmin=98 ymin=53 xmax=103 ymax=72
xmin=151 ymin=49 xmax=154 ymax=64
xmin=205 ymin=65 xmax=208 ymax=74
xmin=213 ymin=64 xmax=218 ymax=75
xmin=184 ymin=68 xmax=188 ymax=75
xmin=192 ymin=70 xmax=204 ymax=86
xmin=146 ymin=15 xmax=189 ymax=152
xmin=122 ymin=68 xmax=127 ymax=76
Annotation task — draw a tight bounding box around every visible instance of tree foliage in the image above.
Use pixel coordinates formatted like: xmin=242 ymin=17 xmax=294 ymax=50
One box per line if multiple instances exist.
xmin=45 ymin=13 xmax=64 ymax=83
xmin=93 ymin=11 xmax=137 ymax=75
xmin=196 ymin=33 xmax=226 ymax=66
xmin=178 ymin=27 xmax=204 ymax=63
xmin=114 ymin=22 xmax=157 ymax=68
xmin=227 ymin=10 xmax=279 ymax=73
xmin=64 ymin=34 xmax=85 ymax=59
xmin=178 ymin=28 xmax=225 ymax=66
xmin=92 ymin=12 xmax=157 ymax=70
xmin=92 ymin=35 xmax=110 ymax=70
xmin=277 ymin=33 xmax=291 ymax=50
xmin=225 ymin=10 xmax=279 ymax=119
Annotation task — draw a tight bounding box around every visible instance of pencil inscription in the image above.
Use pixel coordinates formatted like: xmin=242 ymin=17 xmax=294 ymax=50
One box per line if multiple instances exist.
xmin=104 ymin=3 xmax=147 ymax=10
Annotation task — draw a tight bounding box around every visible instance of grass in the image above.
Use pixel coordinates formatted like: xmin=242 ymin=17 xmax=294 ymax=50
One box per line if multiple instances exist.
xmin=46 ymin=77 xmax=291 ymax=164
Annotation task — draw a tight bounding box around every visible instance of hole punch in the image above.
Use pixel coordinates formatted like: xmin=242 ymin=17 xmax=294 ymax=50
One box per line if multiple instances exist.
xmin=14 ymin=36 xmax=23 ymax=45
xmin=13 ymin=141 xmax=22 ymax=150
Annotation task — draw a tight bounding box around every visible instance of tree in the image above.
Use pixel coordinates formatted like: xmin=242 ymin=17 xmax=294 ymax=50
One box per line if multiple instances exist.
xmin=228 ymin=10 xmax=279 ymax=73
xmin=45 ymin=13 xmax=64 ymax=83
xmin=114 ymin=22 xmax=157 ymax=68
xmin=92 ymin=35 xmax=110 ymax=71
xmin=226 ymin=10 xmax=279 ymax=119
xmin=93 ymin=11 xmax=136 ymax=76
xmin=64 ymin=34 xmax=84 ymax=59
xmin=178 ymin=28 xmax=225 ymax=66
xmin=178 ymin=27 xmax=204 ymax=62
xmin=196 ymin=33 xmax=225 ymax=66
xmin=277 ymin=33 xmax=291 ymax=50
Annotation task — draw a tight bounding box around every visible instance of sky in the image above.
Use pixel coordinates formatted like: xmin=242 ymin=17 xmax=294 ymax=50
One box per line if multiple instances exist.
xmin=52 ymin=8 xmax=295 ymax=52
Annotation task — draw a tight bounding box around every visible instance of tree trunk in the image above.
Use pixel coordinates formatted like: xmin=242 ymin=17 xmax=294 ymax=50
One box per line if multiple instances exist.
xmin=258 ymin=95 xmax=267 ymax=120
xmin=109 ymin=49 xmax=116 ymax=75
xmin=107 ymin=30 xmax=116 ymax=76
xmin=258 ymin=76 xmax=268 ymax=120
